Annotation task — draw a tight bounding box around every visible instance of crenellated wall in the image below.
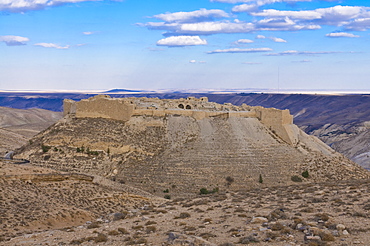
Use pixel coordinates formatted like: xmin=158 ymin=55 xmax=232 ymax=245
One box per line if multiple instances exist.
xmin=63 ymin=95 xmax=297 ymax=145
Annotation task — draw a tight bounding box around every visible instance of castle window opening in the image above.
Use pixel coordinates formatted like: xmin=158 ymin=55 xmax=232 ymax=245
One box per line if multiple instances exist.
xmin=186 ymin=105 xmax=192 ymax=109
xmin=178 ymin=104 xmax=184 ymax=109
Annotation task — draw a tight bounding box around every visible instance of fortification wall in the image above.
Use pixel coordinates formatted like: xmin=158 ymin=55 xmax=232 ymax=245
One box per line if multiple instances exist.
xmin=256 ymin=107 xmax=296 ymax=144
xmin=65 ymin=95 xmax=135 ymax=121
xmin=63 ymin=95 xmax=297 ymax=145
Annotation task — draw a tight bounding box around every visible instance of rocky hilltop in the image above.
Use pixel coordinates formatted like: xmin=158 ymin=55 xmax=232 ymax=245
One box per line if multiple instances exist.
xmin=15 ymin=95 xmax=369 ymax=198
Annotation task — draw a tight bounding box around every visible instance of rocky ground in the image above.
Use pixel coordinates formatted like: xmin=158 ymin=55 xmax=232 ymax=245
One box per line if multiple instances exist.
xmin=0 ymin=160 xmax=155 ymax=244
xmin=2 ymin=158 xmax=370 ymax=246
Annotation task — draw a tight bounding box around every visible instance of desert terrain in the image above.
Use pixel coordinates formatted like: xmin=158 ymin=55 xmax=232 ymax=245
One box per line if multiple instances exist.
xmin=1 ymin=94 xmax=370 ymax=245
xmin=3 ymin=158 xmax=370 ymax=246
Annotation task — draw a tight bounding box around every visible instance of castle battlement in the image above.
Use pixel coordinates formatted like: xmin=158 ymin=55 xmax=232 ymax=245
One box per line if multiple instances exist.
xmin=63 ymin=95 xmax=297 ymax=145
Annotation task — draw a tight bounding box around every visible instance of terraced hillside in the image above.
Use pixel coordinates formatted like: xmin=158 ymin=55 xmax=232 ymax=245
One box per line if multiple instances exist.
xmin=16 ymin=101 xmax=369 ymax=198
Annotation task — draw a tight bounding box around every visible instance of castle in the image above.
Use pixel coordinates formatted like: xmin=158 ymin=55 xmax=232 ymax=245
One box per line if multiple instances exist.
xmin=63 ymin=95 xmax=298 ymax=145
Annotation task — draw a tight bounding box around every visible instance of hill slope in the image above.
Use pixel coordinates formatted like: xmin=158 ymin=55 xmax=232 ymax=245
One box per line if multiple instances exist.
xmin=0 ymin=107 xmax=62 ymax=155
xmin=16 ymin=98 xmax=369 ymax=198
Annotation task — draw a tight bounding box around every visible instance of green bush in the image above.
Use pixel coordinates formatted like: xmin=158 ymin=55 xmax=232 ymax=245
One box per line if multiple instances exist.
xmin=164 ymin=194 xmax=171 ymax=199
xmin=76 ymin=147 xmax=84 ymax=153
xmin=302 ymin=170 xmax=309 ymax=178
xmin=259 ymin=174 xmax=263 ymax=184
xmin=42 ymin=145 xmax=51 ymax=153
xmin=200 ymin=187 xmax=219 ymax=195
xmin=291 ymin=175 xmax=303 ymax=182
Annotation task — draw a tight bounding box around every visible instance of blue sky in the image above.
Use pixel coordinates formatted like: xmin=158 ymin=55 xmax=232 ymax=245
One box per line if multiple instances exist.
xmin=1 ymin=0 xmax=370 ymax=91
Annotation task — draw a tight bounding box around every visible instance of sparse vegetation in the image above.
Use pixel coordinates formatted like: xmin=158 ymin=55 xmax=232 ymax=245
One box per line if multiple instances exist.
xmin=302 ymin=170 xmax=310 ymax=178
xmin=94 ymin=233 xmax=108 ymax=243
xmin=41 ymin=144 xmax=51 ymax=153
xmin=117 ymin=227 xmax=129 ymax=234
xmin=200 ymin=187 xmax=219 ymax=195
xmin=87 ymin=221 xmax=101 ymax=229
xmin=259 ymin=174 xmax=263 ymax=184
xmin=226 ymin=176 xmax=234 ymax=186
xmin=175 ymin=212 xmax=191 ymax=219
xmin=76 ymin=146 xmax=84 ymax=153
xmin=291 ymin=175 xmax=303 ymax=182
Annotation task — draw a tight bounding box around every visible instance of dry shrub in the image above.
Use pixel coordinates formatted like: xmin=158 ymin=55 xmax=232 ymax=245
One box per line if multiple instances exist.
xmin=175 ymin=212 xmax=191 ymax=219
xmin=94 ymin=233 xmax=108 ymax=243
xmin=199 ymin=232 xmax=216 ymax=239
xmin=86 ymin=221 xmax=100 ymax=229
xmin=270 ymin=222 xmax=284 ymax=231
xmin=70 ymin=238 xmax=85 ymax=245
xmin=118 ymin=227 xmax=129 ymax=234
xmin=145 ymin=220 xmax=157 ymax=225
xmin=145 ymin=226 xmax=157 ymax=233
xmin=132 ymin=225 xmax=144 ymax=230
xmin=183 ymin=226 xmax=196 ymax=231
xmin=314 ymin=213 xmax=330 ymax=221
xmin=319 ymin=231 xmax=335 ymax=242
xmin=108 ymin=230 xmax=120 ymax=236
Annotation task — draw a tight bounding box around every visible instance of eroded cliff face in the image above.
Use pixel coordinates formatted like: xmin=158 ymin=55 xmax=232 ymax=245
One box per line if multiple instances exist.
xmin=16 ymin=108 xmax=369 ymax=197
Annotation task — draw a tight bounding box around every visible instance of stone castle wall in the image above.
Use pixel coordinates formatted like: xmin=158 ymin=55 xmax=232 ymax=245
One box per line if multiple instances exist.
xmin=63 ymin=95 xmax=297 ymax=145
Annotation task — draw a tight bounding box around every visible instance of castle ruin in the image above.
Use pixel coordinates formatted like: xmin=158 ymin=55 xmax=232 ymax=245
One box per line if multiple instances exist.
xmin=63 ymin=95 xmax=298 ymax=145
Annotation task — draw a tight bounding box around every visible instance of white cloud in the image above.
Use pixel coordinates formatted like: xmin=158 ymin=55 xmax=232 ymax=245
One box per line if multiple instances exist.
xmin=266 ymin=50 xmax=344 ymax=56
xmin=34 ymin=43 xmax=70 ymax=49
xmin=249 ymin=5 xmax=370 ymax=27
xmin=242 ymin=62 xmax=262 ymax=65
xmin=141 ymin=2 xmax=370 ymax=47
xmin=156 ymin=36 xmax=207 ymax=47
xmin=236 ymin=39 xmax=254 ymax=44
xmin=83 ymin=31 xmax=95 ymax=35
xmin=179 ymin=21 xmax=256 ymax=35
xmin=251 ymin=9 xmax=321 ymax=20
xmin=189 ymin=60 xmax=206 ymax=63
xmin=326 ymin=32 xmax=360 ymax=38
xmin=345 ymin=18 xmax=370 ymax=31
xmin=232 ymin=4 xmax=258 ymax=13
xmin=207 ymin=47 xmax=272 ymax=54
xmin=270 ymin=37 xmax=287 ymax=42
xmin=315 ymin=5 xmax=367 ymax=26
xmin=256 ymin=17 xmax=321 ymax=31
xmin=255 ymin=35 xmax=286 ymax=42
xmin=292 ymin=59 xmax=312 ymax=63
xmin=153 ymin=9 xmax=229 ymax=23
xmin=211 ymin=0 xmax=312 ymax=6
xmin=0 ymin=35 xmax=29 ymax=46
xmin=0 ymin=0 xmax=99 ymax=12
